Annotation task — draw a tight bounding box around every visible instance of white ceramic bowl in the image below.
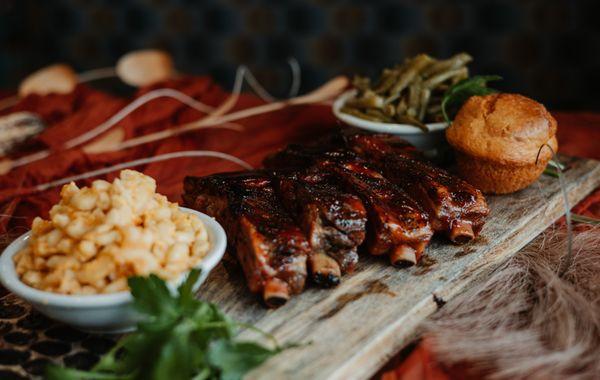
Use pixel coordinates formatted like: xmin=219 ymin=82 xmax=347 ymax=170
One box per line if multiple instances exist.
xmin=0 ymin=207 xmax=226 ymax=334
xmin=333 ymin=89 xmax=449 ymax=152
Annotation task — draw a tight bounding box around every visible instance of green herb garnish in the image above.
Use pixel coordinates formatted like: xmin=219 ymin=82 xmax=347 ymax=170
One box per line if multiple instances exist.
xmin=441 ymin=75 xmax=502 ymax=123
xmin=543 ymin=160 xmax=567 ymax=178
xmin=46 ymin=269 xmax=285 ymax=380
xmin=543 ymin=167 xmax=559 ymax=178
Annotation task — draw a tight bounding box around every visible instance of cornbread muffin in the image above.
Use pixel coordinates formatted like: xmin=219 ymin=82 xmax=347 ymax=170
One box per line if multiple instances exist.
xmin=446 ymin=93 xmax=558 ymax=194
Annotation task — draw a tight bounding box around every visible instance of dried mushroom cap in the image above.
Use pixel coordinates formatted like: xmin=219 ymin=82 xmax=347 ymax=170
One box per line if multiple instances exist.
xmin=116 ymin=49 xmax=175 ymax=87
xmin=18 ymin=64 xmax=78 ymax=97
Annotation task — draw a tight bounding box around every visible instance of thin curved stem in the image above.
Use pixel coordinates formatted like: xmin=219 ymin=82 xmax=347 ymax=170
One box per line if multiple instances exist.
xmin=536 ymin=145 xmax=572 ymax=277
xmin=77 ymin=67 xmax=117 ymax=83
xmin=33 ymin=150 xmax=253 ymax=193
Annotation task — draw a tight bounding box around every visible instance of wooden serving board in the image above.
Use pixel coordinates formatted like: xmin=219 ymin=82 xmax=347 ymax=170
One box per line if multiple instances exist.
xmin=197 ymin=156 xmax=600 ymax=380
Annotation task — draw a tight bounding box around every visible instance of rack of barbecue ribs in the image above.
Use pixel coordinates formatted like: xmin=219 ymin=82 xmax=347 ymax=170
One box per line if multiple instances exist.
xmin=183 ymin=172 xmax=309 ymax=307
xmin=265 ymin=129 xmax=489 ymax=243
xmin=183 ymin=129 xmax=489 ymax=307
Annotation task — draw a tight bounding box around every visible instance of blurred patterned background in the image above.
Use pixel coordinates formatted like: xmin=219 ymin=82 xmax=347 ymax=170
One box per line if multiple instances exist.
xmin=0 ymin=0 xmax=598 ymax=110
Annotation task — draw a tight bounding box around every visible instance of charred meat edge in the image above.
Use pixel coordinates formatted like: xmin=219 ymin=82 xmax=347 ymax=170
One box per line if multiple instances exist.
xmin=341 ymin=131 xmax=489 ymax=243
xmin=183 ymin=172 xmax=309 ymax=307
xmin=275 ymin=169 xmax=367 ymax=286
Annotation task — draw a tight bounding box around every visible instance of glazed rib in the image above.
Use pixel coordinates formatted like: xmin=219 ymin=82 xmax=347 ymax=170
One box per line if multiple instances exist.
xmin=340 ymin=131 xmax=489 ymax=242
xmin=183 ymin=172 xmax=309 ymax=307
xmin=266 ymin=151 xmax=433 ymax=266
xmin=275 ymin=169 xmax=367 ymax=286
xmin=316 ymin=153 xmax=433 ymax=265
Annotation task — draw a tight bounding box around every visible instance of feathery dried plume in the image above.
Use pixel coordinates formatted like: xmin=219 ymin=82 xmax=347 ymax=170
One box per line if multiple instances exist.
xmin=424 ymin=227 xmax=600 ymax=379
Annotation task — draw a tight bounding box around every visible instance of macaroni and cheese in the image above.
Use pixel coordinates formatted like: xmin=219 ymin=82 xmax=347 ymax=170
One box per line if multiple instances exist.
xmin=13 ymin=170 xmax=210 ymax=294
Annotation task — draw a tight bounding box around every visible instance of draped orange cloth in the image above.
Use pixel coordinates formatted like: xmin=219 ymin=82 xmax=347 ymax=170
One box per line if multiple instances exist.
xmin=0 ymin=77 xmax=338 ymax=234
xmin=0 ymin=78 xmax=598 ymax=379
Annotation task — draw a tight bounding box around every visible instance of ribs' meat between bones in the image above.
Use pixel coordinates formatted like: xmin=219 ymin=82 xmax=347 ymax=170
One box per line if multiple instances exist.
xmin=275 ymin=169 xmax=367 ymax=286
xmin=268 ymin=151 xmax=433 ymax=266
xmin=183 ymin=172 xmax=309 ymax=307
xmin=338 ymin=131 xmax=489 ymax=243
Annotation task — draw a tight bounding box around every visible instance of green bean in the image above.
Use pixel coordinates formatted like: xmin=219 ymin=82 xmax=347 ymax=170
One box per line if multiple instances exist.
xmin=383 ymin=103 xmax=396 ymax=117
xmin=352 ymin=76 xmax=371 ymax=91
xmin=341 ymin=106 xmax=389 ymax=122
xmin=418 ymin=88 xmax=431 ymax=121
xmin=423 ymin=67 xmax=469 ymax=89
xmin=374 ymin=68 xmax=400 ymax=94
xmin=394 ymin=114 xmax=429 ymax=132
xmin=406 ymin=77 xmax=423 ymax=118
xmin=388 ymin=54 xmax=433 ymax=99
xmin=451 ymin=67 xmax=469 ymax=84
xmin=347 ymin=90 xmax=385 ymax=109
xmin=366 ymin=108 xmax=395 ymax=122
xmin=396 ymin=96 xmax=408 ymax=115
xmin=421 ymin=52 xmax=472 ymax=78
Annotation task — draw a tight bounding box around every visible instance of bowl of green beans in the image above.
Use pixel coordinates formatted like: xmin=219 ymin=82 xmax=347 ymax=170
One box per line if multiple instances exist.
xmin=333 ymin=53 xmax=474 ymax=151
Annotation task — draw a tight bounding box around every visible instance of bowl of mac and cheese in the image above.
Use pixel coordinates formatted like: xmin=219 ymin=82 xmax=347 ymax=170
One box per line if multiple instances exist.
xmin=0 ymin=170 xmax=226 ymax=333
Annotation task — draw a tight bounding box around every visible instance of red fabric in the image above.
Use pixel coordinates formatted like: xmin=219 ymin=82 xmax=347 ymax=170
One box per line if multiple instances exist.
xmin=380 ymin=340 xmax=452 ymax=380
xmin=553 ymin=112 xmax=600 ymax=161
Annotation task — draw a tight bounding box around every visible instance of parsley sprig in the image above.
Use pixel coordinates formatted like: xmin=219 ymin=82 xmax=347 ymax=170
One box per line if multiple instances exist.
xmin=441 ymin=75 xmax=502 ymax=123
xmin=46 ymin=269 xmax=285 ymax=380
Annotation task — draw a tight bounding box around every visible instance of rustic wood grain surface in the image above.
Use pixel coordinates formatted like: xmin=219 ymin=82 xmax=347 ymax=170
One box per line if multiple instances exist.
xmin=195 ymin=156 xmax=600 ymax=380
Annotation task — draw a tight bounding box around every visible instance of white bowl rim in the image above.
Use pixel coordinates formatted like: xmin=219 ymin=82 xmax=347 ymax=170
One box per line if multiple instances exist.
xmin=332 ymin=89 xmax=448 ymax=134
xmin=0 ymin=207 xmax=226 ymax=308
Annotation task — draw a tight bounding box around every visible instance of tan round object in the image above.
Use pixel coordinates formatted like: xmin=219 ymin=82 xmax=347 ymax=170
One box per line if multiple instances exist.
xmin=18 ymin=64 xmax=78 ymax=97
xmin=116 ymin=49 xmax=175 ymax=87
xmin=446 ymin=93 xmax=558 ymax=194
